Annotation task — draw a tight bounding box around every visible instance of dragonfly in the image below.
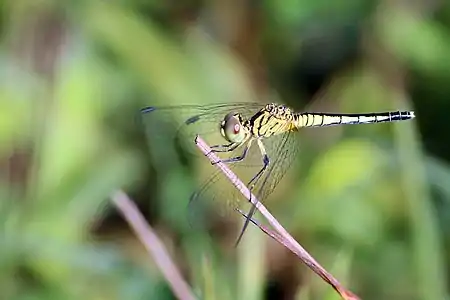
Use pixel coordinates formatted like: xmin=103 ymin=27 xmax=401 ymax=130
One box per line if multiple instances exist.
xmin=141 ymin=102 xmax=415 ymax=245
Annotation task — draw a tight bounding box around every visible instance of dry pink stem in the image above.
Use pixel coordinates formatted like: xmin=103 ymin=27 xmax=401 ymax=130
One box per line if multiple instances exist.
xmin=111 ymin=190 xmax=197 ymax=300
xmin=196 ymin=135 xmax=360 ymax=300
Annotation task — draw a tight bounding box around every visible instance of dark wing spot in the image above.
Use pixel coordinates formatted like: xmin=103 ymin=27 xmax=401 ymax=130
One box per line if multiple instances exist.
xmin=141 ymin=106 xmax=157 ymax=114
xmin=186 ymin=115 xmax=201 ymax=124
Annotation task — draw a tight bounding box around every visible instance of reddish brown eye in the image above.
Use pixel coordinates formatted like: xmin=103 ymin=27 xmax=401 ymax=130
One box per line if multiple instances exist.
xmin=234 ymin=123 xmax=240 ymax=134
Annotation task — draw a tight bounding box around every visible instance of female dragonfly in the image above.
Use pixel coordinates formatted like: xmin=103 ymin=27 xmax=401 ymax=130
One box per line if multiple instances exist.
xmin=141 ymin=102 xmax=415 ymax=245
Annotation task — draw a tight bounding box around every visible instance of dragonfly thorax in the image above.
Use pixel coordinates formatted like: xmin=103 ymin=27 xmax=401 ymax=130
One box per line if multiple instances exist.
xmin=246 ymin=103 xmax=296 ymax=138
xmin=263 ymin=103 xmax=294 ymax=120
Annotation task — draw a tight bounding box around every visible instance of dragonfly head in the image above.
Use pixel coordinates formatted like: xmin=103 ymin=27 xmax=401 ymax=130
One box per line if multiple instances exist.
xmin=220 ymin=112 xmax=248 ymax=143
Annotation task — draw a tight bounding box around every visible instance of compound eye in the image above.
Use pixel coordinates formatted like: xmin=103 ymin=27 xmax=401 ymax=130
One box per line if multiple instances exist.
xmin=221 ymin=113 xmax=246 ymax=143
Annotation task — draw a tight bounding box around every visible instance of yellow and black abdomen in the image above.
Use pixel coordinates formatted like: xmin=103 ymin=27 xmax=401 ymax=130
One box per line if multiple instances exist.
xmin=293 ymin=111 xmax=415 ymax=129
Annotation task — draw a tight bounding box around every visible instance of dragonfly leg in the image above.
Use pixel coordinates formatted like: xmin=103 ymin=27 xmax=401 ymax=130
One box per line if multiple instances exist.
xmin=248 ymin=156 xmax=269 ymax=187
xmin=206 ymin=143 xmax=240 ymax=164
xmin=235 ymin=208 xmax=261 ymax=227
xmin=209 ymin=142 xmax=238 ymax=153
xmin=213 ymin=139 xmax=253 ymax=165
xmin=235 ymin=140 xmax=269 ymax=246
xmin=207 ymin=142 xmax=240 ymax=165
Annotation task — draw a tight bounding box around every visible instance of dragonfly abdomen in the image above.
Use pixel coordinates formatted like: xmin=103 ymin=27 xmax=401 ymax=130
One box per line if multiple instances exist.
xmin=293 ymin=111 xmax=415 ymax=129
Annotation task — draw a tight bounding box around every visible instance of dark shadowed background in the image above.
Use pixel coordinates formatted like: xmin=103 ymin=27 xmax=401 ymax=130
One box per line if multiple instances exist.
xmin=1 ymin=1 xmax=450 ymax=300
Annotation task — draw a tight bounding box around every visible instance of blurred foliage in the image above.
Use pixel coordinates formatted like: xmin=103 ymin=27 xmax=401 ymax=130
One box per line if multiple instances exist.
xmin=1 ymin=1 xmax=450 ymax=300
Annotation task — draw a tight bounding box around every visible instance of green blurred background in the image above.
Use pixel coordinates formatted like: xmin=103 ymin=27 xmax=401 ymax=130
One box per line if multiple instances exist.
xmin=1 ymin=1 xmax=450 ymax=299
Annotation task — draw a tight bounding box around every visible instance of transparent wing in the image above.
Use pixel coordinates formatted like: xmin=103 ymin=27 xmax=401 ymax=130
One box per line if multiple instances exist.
xmin=186 ymin=132 xmax=284 ymax=228
xmin=258 ymin=129 xmax=301 ymax=201
xmin=234 ymin=129 xmax=301 ymax=243
xmin=141 ymin=102 xmax=268 ymax=226
xmin=189 ymin=127 xmax=301 ymax=232
xmin=141 ymin=102 xmax=264 ymax=158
